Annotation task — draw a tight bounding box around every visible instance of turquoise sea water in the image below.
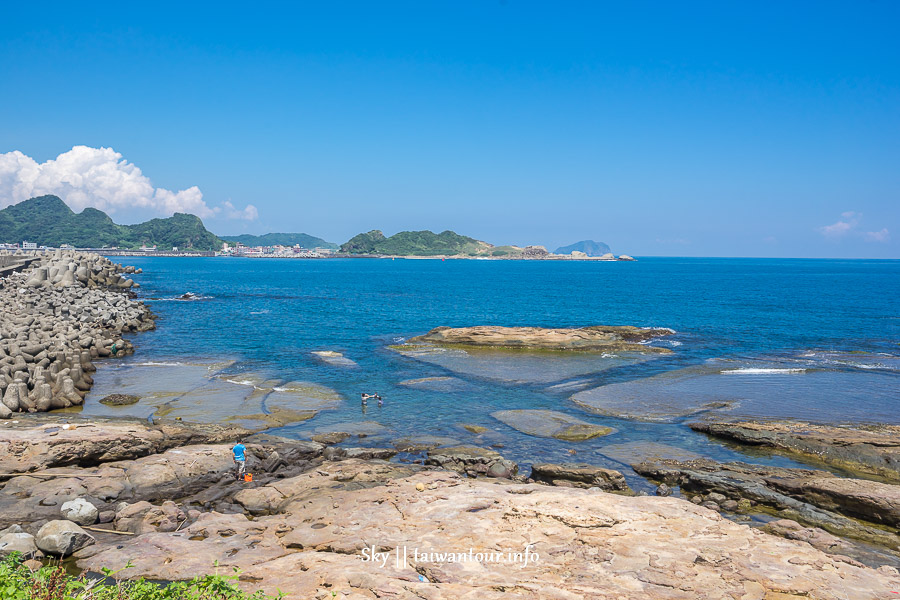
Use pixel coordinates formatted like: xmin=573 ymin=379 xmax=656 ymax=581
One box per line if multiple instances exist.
xmin=82 ymin=257 xmax=900 ymax=487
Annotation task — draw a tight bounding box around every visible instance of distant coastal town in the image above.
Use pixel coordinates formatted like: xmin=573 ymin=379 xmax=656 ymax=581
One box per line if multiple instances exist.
xmin=0 ymin=240 xmax=636 ymax=260
xmin=0 ymin=196 xmax=636 ymax=260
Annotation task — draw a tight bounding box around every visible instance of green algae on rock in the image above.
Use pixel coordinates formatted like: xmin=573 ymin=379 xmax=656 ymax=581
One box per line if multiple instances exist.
xmin=409 ymin=325 xmax=674 ymax=353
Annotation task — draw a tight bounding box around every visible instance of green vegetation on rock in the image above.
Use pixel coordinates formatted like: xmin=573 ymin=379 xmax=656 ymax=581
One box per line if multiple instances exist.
xmin=340 ymin=229 xmax=492 ymax=256
xmin=220 ymin=232 xmax=338 ymax=248
xmin=0 ymin=196 xmax=222 ymax=251
xmin=340 ymin=230 xmax=387 ymax=254
xmin=0 ymin=554 xmax=279 ymax=599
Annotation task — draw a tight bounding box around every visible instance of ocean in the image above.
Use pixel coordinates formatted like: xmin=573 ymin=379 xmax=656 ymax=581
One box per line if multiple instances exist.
xmin=81 ymin=257 xmax=900 ymax=489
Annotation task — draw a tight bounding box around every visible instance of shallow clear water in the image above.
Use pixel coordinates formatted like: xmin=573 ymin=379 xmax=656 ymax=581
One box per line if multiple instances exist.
xmin=79 ymin=256 xmax=899 ymax=481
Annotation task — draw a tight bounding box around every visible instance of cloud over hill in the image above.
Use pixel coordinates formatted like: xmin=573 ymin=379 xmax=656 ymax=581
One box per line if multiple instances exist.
xmin=0 ymin=146 xmax=256 ymax=221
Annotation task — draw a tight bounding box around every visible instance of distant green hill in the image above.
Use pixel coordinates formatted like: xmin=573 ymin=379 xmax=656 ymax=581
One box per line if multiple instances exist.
xmin=220 ymin=232 xmax=338 ymax=249
xmin=555 ymin=240 xmax=612 ymax=256
xmin=0 ymin=195 xmax=222 ymax=250
xmin=340 ymin=229 xmax=492 ymax=256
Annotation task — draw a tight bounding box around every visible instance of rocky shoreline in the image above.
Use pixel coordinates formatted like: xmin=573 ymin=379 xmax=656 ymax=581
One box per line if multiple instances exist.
xmin=0 ymin=250 xmax=155 ymax=417
xmin=2 ymin=259 xmax=899 ymax=597
xmin=0 ymin=416 xmax=898 ymax=598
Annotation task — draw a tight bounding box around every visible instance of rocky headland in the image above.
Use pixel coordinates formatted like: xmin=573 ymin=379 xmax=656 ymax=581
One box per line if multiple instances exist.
xmin=408 ymin=325 xmax=674 ymax=353
xmin=0 ymin=250 xmax=155 ymax=418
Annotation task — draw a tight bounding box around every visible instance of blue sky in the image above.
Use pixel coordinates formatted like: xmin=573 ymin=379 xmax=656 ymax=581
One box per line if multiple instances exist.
xmin=1 ymin=1 xmax=898 ymax=257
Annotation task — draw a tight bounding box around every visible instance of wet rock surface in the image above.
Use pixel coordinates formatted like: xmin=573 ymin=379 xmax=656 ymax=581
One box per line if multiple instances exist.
xmin=35 ymin=519 xmax=94 ymax=557
xmin=409 ymin=324 xmax=674 ymax=353
xmin=691 ymin=420 xmax=900 ymax=482
xmin=492 ymin=409 xmax=614 ymax=441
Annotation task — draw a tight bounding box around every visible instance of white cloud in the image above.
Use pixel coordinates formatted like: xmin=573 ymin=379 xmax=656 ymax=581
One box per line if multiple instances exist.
xmin=865 ymin=228 xmax=890 ymax=242
xmin=223 ymin=200 xmax=259 ymax=221
xmin=819 ymin=212 xmax=859 ymax=238
xmin=819 ymin=212 xmax=890 ymax=243
xmin=0 ymin=146 xmax=256 ymax=221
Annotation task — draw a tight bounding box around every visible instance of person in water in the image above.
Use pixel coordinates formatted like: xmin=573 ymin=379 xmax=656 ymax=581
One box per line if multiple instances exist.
xmin=361 ymin=392 xmax=379 ymax=405
xmin=232 ymin=441 xmax=246 ymax=481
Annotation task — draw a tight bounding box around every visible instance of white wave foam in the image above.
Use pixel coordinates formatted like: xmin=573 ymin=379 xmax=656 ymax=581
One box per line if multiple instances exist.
xmin=223 ymin=378 xmax=264 ymax=389
xmin=722 ymin=368 xmax=807 ymax=375
xmin=249 ymin=309 xmax=270 ymax=315
xmin=132 ymin=361 xmax=185 ymax=367
xmin=642 ymin=326 xmax=677 ymax=334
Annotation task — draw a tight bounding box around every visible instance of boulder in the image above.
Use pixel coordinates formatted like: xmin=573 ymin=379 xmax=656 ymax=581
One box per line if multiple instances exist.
xmin=530 ymin=463 xmax=631 ymax=492
xmin=0 ymin=532 xmax=40 ymax=558
xmin=310 ymin=431 xmax=350 ymax=445
xmin=99 ymin=394 xmax=140 ymax=406
xmin=425 ymin=446 xmax=518 ymax=479
xmin=60 ymin=498 xmax=99 ymax=526
xmin=35 ymin=520 xmax=94 ymax=556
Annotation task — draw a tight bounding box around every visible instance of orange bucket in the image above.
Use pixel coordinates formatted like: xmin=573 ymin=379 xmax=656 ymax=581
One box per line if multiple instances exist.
xmin=243 ymin=473 xmax=253 ymax=482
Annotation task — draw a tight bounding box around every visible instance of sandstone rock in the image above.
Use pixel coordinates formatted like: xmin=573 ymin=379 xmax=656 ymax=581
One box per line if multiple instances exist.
xmin=763 ymin=519 xmax=853 ymax=554
xmin=691 ymin=420 xmax=900 ymax=482
xmin=35 ymin=520 xmax=94 ymax=556
xmin=530 ymin=463 xmax=630 ymax=492
xmin=0 ymin=441 xmax=315 ymax=530
xmin=78 ymin=462 xmax=900 ymax=598
xmin=633 ymin=458 xmax=900 ymax=553
xmin=0 ymin=417 xmax=250 ymax=477
xmin=341 ymin=447 xmax=398 ymax=461
xmin=409 ymin=325 xmax=673 ymax=353
xmin=311 ymin=431 xmax=350 ymax=445
xmin=766 ymin=475 xmax=900 ymax=527
xmin=60 ymin=497 xmax=98 ymax=526
xmin=425 ymin=446 xmax=518 ymax=479
xmin=392 ymin=435 xmax=461 ymax=451
xmin=492 ymin=409 xmax=614 ymax=441
xmin=114 ymin=500 xmax=186 ymax=534
xmin=0 ymin=532 xmax=40 ymax=558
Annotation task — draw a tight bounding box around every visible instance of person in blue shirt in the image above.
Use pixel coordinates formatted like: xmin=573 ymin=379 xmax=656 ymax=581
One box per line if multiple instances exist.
xmin=232 ymin=441 xmax=246 ymax=481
